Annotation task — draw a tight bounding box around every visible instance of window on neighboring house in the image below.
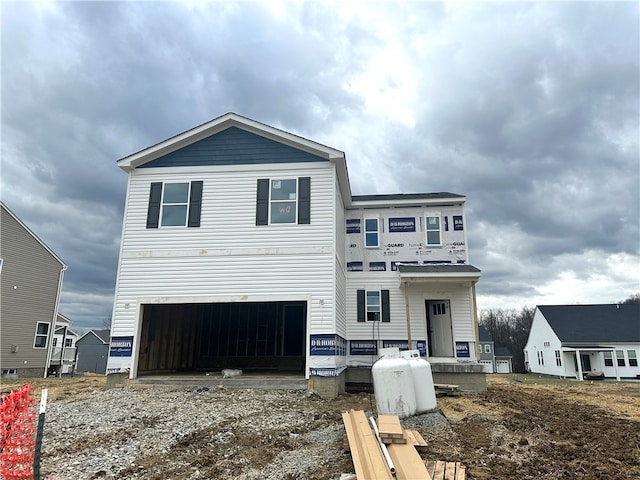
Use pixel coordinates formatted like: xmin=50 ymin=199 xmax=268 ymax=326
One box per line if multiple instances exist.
xmin=425 ymin=215 xmax=441 ymax=246
xmin=256 ymin=177 xmax=310 ymax=225
xmin=604 ymin=351 xmax=613 ymax=367
xmin=616 ymin=350 xmax=626 ymax=367
xmin=540 ymin=351 xmax=544 ymax=366
xmin=357 ymin=289 xmax=390 ymax=322
xmin=555 ymin=350 xmax=562 ymax=367
xmin=364 ymin=217 xmax=379 ymax=248
xmin=53 ymin=337 xmax=58 ymax=347
xmin=34 ymin=322 xmax=50 ymax=349
xmin=484 ymin=344 xmax=491 ymax=353
xmin=628 ymin=350 xmax=638 ymax=367
xmin=146 ymin=181 xmax=203 ymax=228
xmin=64 ymin=338 xmax=73 ymax=348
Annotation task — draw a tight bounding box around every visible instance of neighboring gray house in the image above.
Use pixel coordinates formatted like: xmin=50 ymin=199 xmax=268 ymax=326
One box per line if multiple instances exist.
xmin=76 ymin=329 xmax=110 ymax=374
xmin=0 ymin=202 xmax=67 ymax=377
xmin=477 ymin=325 xmax=513 ymax=373
xmin=524 ymin=304 xmax=640 ymax=381
xmin=477 ymin=325 xmax=495 ymax=372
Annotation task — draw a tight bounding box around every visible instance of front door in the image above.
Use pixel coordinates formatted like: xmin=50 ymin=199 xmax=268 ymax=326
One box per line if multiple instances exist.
xmin=426 ymin=300 xmax=454 ymax=357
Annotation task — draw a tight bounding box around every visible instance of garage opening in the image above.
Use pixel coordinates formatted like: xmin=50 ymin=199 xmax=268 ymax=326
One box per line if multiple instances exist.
xmin=137 ymin=301 xmax=306 ymax=375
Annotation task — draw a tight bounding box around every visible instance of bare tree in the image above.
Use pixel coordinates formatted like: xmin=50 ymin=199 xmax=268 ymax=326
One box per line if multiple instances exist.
xmin=480 ymin=306 xmax=534 ymax=373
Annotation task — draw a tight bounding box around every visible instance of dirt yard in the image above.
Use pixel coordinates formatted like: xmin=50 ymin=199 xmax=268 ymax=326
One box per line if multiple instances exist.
xmin=3 ymin=374 xmax=639 ymax=479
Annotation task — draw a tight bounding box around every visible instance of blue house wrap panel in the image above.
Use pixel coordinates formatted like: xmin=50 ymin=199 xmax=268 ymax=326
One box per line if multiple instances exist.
xmin=140 ymin=127 xmax=327 ymax=168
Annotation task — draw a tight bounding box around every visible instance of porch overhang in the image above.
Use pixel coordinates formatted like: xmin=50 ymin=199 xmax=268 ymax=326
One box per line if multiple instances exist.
xmin=397 ymin=264 xmax=481 ymax=285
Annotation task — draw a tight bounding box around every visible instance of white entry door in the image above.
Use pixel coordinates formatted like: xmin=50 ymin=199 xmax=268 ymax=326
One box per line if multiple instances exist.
xmin=426 ymin=300 xmax=454 ymax=357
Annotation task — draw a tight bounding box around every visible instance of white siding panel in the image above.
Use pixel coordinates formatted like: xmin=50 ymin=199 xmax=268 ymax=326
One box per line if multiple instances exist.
xmin=335 ymin=258 xmax=347 ymax=337
xmin=123 ymin=163 xmax=335 ymax=252
xmin=113 ymin=254 xmax=335 ymax=337
xmin=344 ymin=277 xmax=476 ymax=345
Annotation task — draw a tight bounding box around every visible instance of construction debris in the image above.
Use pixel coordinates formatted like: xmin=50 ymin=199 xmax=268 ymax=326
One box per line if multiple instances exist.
xmin=342 ymin=410 xmax=434 ymax=479
xmin=434 ymin=384 xmax=460 ymax=396
xmin=425 ymin=460 xmax=466 ymax=480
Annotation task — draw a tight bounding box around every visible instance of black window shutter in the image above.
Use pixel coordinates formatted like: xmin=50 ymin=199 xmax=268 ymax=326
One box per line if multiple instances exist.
xmin=357 ymin=290 xmax=365 ymax=322
xmin=146 ymin=182 xmax=163 ymax=228
xmin=382 ymin=290 xmax=390 ymax=322
xmin=256 ymin=179 xmax=269 ymax=225
xmin=188 ymin=181 xmax=203 ymax=227
xmin=298 ymin=177 xmax=311 ymax=224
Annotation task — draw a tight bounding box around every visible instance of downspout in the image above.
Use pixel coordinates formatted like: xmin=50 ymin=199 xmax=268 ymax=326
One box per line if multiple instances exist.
xmin=403 ymin=281 xmax=412 ymax=348
xmin=45 ymin=265 xmax=67 ymax=378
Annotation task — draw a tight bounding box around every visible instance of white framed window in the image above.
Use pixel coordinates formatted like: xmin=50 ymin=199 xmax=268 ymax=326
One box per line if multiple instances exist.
xmin=64 ymin=338 xmax=73 ymax=348
xmin=604 ymin=351 xmax=613 ymax=367
xmin=555 ymin=350 xmax=562 ymax=366
xmin=484 ymin=344 xmax=491 ymax=353
xmin=270 ymin=179 xmax=298 ymax=224
xmin=366 ymin=290 xmax=381 ymax=321
xmin=161 ymin=182 xmax=190 ymax=226
xmin=616 ymin=350 xmax=626 ymax=367
xmin=34 ymin=322 xmax=50 ymax=349
xmin=628 ymin=350 xmax=638 ymax=367
xmin=364 ymin=216 xmax=379 ymax=248
xmin=425 ymin=215 xmax=441 ymax=246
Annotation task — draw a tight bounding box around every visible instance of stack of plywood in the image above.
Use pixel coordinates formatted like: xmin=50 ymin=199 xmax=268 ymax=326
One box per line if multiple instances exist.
xmin=342 ymin=410 xmax=432 ymax=480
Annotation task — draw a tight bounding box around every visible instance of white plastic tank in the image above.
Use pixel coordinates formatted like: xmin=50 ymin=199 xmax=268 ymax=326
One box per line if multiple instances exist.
xmin=372 ymin=348 xmax=417 ymax=418
xmin=400 ymin=349 xmax=437 ymax=413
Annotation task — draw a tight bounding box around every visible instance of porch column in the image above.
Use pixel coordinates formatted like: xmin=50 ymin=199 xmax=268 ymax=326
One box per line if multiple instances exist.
xmin=612 ymin=349 xmax=621 ymax=381
xmin=403 ymin=282 xmax=412 ymax=347
xmin=575 ymin=349 xmax=583 ymax=381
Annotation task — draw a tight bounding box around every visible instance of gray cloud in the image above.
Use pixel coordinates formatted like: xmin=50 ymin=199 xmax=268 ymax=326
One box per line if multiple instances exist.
xmin=2 ymin=1 xmax=638 ymax=329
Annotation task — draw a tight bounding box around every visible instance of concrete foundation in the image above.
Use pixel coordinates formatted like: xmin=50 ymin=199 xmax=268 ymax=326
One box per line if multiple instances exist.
xmin=309 ymin=372 xmax=345 ymax=399
xmin=343 ymin=362 xmax=487 ymax=395
xmin=430 ymin=362 xmax=487 ymax=392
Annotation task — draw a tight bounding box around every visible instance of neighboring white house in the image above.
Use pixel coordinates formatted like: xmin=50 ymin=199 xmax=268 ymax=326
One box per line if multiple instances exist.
xmin=524 ymin=304 xmax=640 ymax=381
xmin=106 ymin=113 xmax=484 ymax=396
xmin=49 ymin=313 xmax=79 ymax=375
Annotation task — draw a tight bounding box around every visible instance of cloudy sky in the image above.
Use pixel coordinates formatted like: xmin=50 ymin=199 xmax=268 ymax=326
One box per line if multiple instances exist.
xmin=2 ymin=1 xmax=639 ymax=331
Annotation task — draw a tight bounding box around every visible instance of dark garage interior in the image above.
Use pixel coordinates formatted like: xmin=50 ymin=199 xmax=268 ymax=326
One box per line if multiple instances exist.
xmin=137 ymin=301 xmax=307 ymax=374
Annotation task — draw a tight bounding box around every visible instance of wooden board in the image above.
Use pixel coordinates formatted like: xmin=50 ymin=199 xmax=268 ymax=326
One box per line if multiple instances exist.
xmin=377 ymin=415 xmax=404 ymax=439
xmin=425 ymin=460 xmax=467 ymax=480
xmin=404 ymin=429 xmax=428 ymax=450
xmin=387 ymin=442 xmax=432 ymax=480
xmin=342 ymin=410 xmax=394 ymax=480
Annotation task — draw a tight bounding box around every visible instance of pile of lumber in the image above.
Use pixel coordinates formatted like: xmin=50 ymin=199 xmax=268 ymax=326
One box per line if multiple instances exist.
xmin=341 ymin=409 xmax=466 ymax=480
xmin=434 ymin=384 xmax=460 ymax=396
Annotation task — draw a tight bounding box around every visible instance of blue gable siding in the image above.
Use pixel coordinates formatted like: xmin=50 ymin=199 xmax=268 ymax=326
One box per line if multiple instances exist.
xmin=139 ymin=126 xmax=327 ymax=168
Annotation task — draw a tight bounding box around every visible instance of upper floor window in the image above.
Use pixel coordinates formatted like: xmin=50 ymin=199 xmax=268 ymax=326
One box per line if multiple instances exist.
xmin=65 ymin=338 xmax=73 ymax=348
xmin=364 ymin=216 xmax=379 ymax=248
xmin=34 ymin=322 xmax=50 ymax=349
xmin=425 ymin=215 xmax=441 ymax=246
xmin=357 ymin=289 xmax=390 ymax=322
xmin=256 ymin=177 xmax=310 ymax=225
xmin=146 ymin=181 xmax=203 ymax=228
xmin=484 ymin=344 xmax=491 ymax=353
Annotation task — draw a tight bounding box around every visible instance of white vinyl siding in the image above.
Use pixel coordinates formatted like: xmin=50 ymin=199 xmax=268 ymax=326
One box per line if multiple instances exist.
xmin=111 ymin=163 xmax=336 ymax=338
xmin=345 ymin=276 xmax=475 ymax=348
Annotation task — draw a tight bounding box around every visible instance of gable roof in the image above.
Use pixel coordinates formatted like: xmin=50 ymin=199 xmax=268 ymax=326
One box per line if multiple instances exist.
xmin=478 ymin=325 xmax=493 ymax=342
xmin=78 ymin=329 xmax=111 ymax=344
xmin=116 ymin=112 xmax=353 ymax=206
xmin=1 ymin=202 xmax=66 ymax=268
xmin=538 ymin=304 xmax=640 ymax=343
xmin=117 ymin=112 xmax=346 ymax=170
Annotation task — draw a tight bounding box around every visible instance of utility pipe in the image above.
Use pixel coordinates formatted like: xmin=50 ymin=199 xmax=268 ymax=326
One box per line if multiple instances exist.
xmin=369 ymin=416 xmax=396 ymax=475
